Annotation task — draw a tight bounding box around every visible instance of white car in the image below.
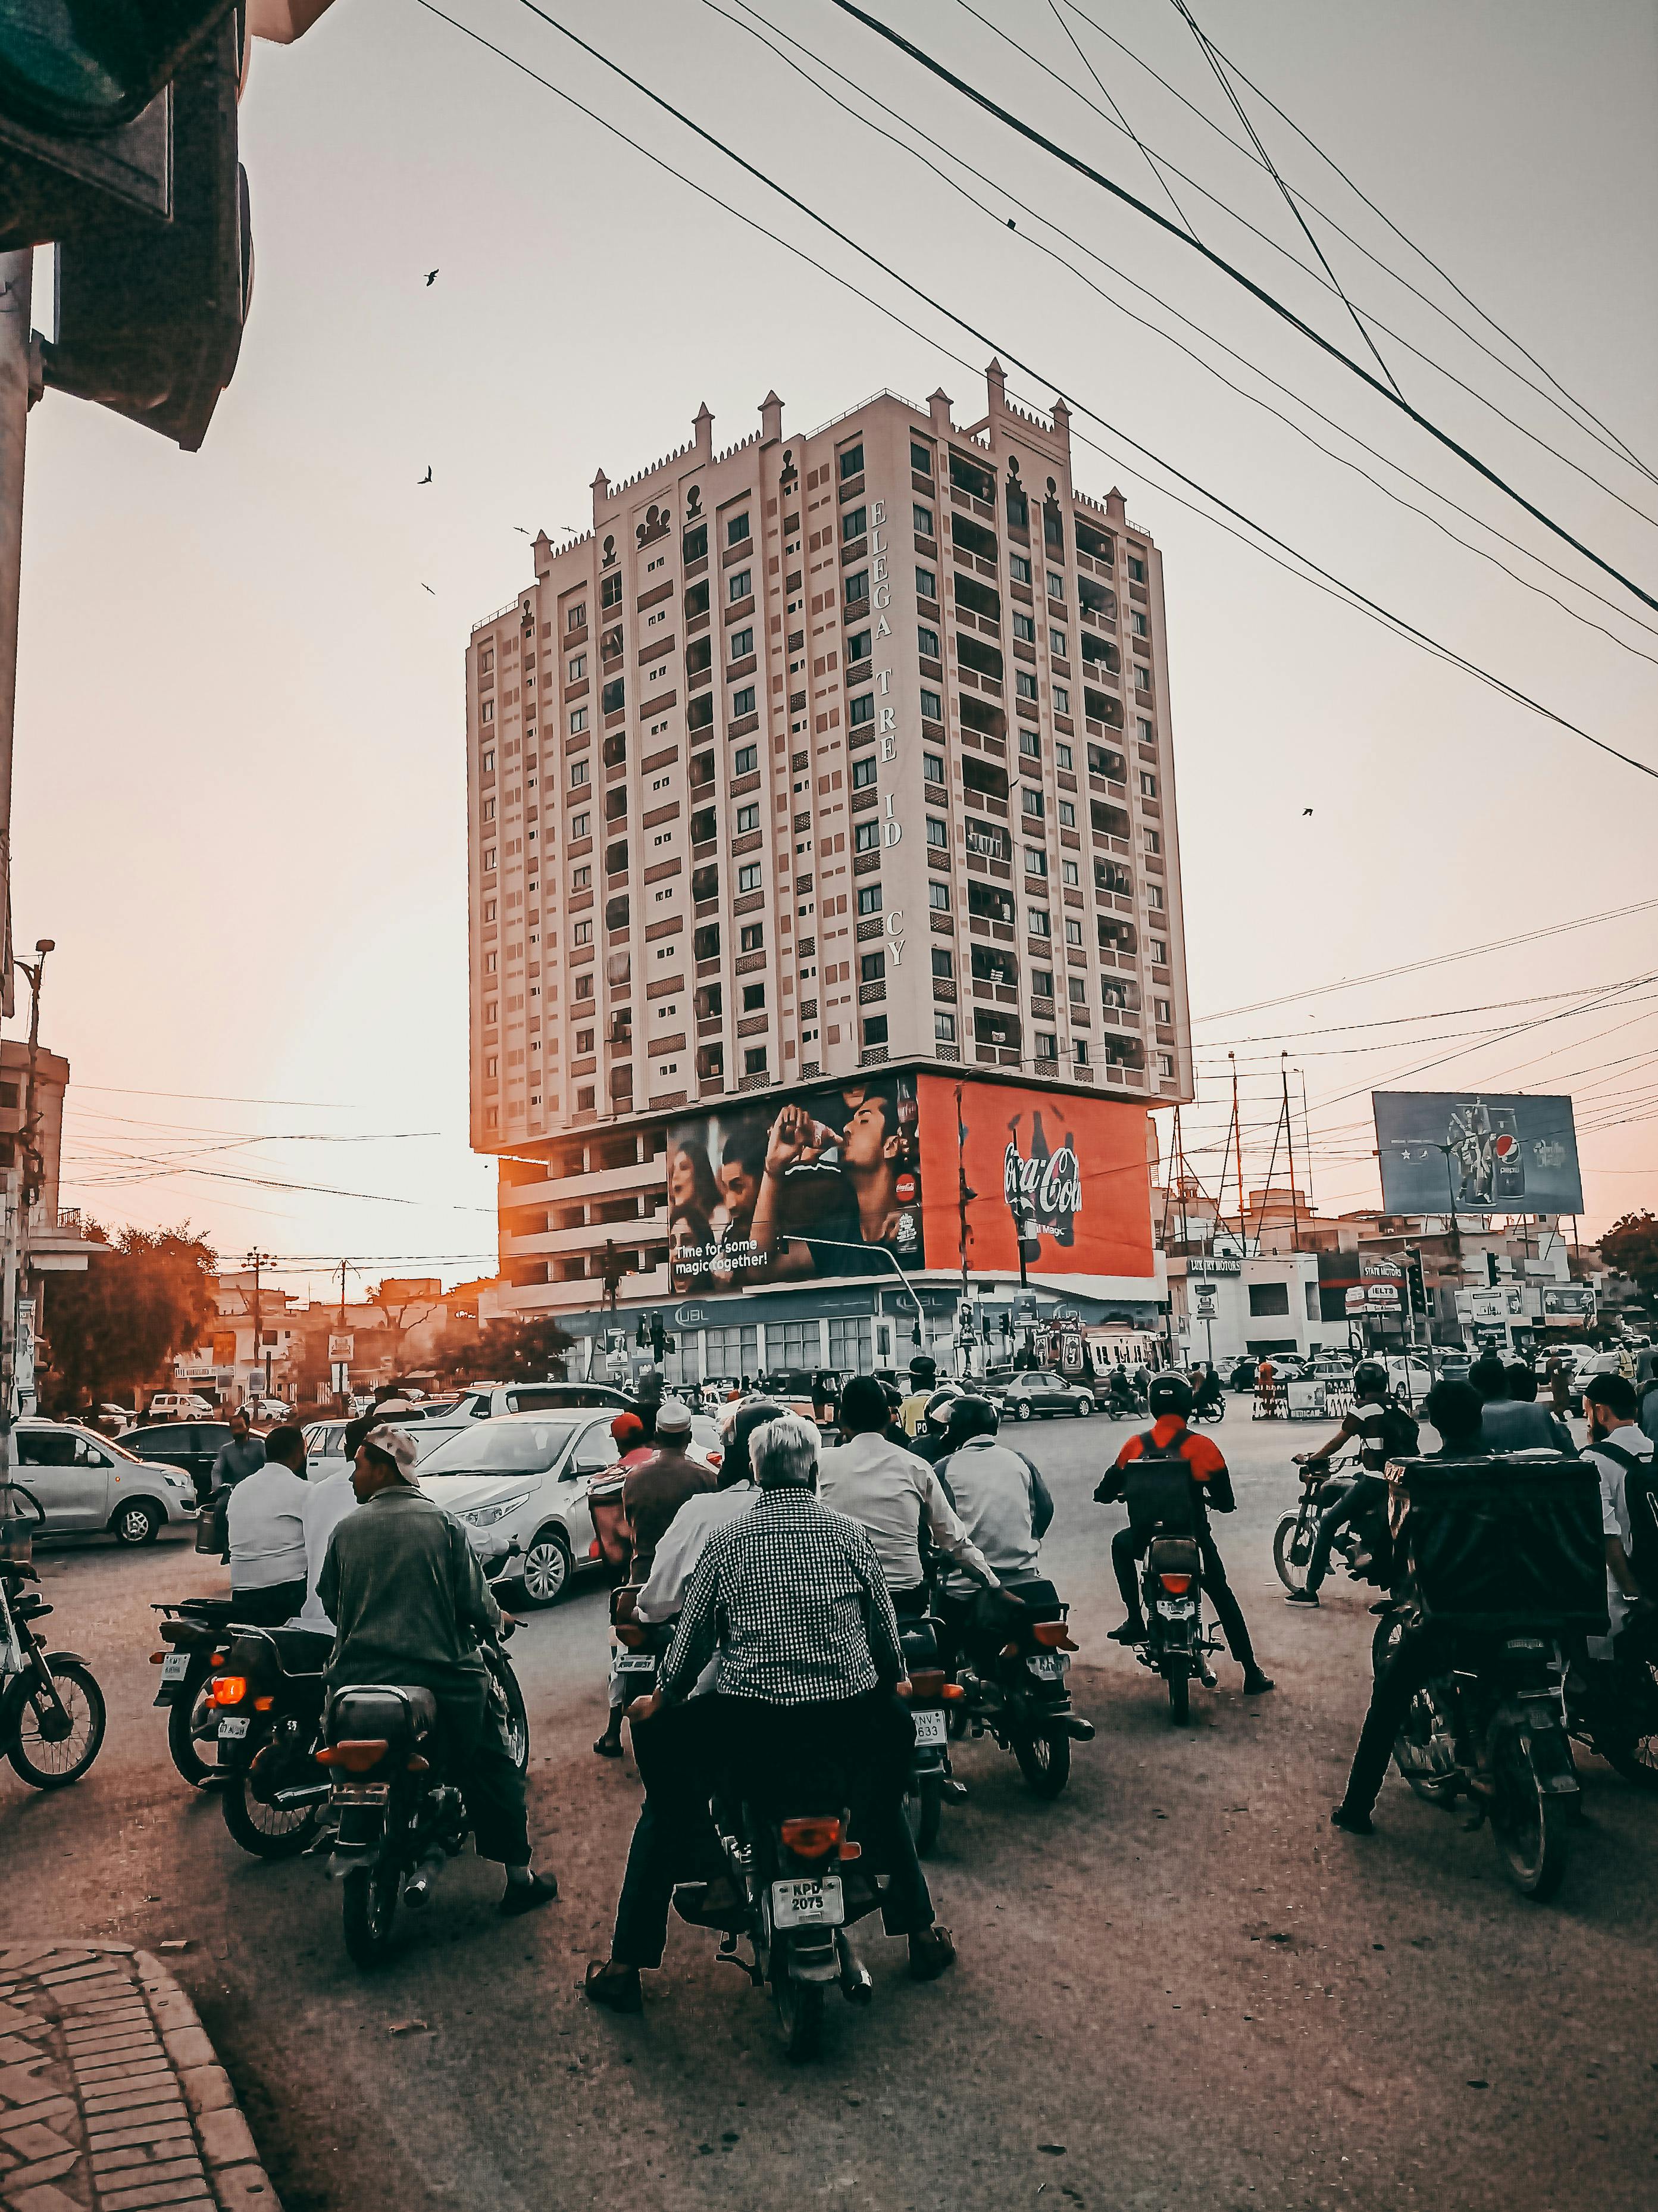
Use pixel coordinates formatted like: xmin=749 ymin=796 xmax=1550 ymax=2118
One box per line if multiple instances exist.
xmin=249 ymin=1397 xmax=292 ymax=1423
xmin=1381 ymin=1357 xmax=1436 ymax=1402
xmin=405 ymin=1380 xmax=634 ymax=1455
xmin=147 ymin=1392 xmax=215 ymax=1420
xmin=10 ymin=1419 xmax=197 ymax=1545
xmin=417 ymin=1411 xmax=633 ymax=1605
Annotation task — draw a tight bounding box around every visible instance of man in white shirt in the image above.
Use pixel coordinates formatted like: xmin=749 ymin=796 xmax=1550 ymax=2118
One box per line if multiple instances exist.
xmin=299 ymin=1459 xmax=359 ymax=1633
xmin=931 ymin=1396 xmax=1054 ymax=1600
xmin=226 ymin=1425 xmax=311 ymax=1625
xmin=817 ymin=1376 xmax=1001 ymax=1612
xmin=1581 ymin=1374 xmax=1654 ymax=1660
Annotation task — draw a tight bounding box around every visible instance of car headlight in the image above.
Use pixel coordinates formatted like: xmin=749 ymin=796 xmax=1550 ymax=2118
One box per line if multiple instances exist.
xmin=159 ymin=1470 xmax=189 ymax=1491
xmin=455 ymin=1492 xmax=531 ymax=1529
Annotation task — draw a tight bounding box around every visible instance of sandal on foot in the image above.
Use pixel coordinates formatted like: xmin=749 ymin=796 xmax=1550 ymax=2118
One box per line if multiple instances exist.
xmin=583 ymin=1960 xmax=644 ymax=2013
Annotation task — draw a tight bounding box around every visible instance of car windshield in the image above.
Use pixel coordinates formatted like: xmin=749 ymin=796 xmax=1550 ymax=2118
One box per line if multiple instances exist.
xmin=420 ymin=1420 xmax=581 ymax=1476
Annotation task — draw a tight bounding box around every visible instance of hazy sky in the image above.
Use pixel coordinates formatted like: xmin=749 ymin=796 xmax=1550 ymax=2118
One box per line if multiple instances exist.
xmin=14 ymin=0 xmax=1657 ymax=1298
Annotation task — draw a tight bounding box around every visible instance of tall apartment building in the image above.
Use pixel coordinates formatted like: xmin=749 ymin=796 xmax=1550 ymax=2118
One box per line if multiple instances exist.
xmin=465 ymin=364 xmax=1194 ymax=1379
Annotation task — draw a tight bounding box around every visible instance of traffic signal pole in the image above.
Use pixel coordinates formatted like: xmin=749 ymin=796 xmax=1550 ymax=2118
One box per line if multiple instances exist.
xmin=0 ymin=247 xmax=30 ymax=1025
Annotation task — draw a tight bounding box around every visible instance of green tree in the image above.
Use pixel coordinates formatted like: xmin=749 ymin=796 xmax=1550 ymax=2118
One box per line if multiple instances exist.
xmin=40 ymin=1223 xmax=218 ymax=1414
xmin=1600 ymin=1211 xmax=1658 ymax=1301
xmin=434 ymin=1313 xmax=574 ymax=1385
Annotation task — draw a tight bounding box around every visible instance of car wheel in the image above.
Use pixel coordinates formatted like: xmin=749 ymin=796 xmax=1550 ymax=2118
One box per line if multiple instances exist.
xmin=1014 ymin=1398 xmax=1036 ymax=1423
xmin=518 ymin=1527 xmax=573 ymax=1608
xmin=111 ymin=1500 xmax=161 ymax=1547
xmin=1074 ymin=1396 xmax=1094 ymax=1418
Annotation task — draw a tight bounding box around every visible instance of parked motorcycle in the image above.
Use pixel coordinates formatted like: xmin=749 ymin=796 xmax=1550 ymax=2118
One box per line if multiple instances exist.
xmin=209 ymin=1623 xmax=335 ymax=1858
xmin=319 ymin=1631 xmax=529 ymax=1967
xmin=1 ymin=1491 xmax=105 ymax=1789
xmin=1274 ymin=1452 xmax=1391 ymax=1596
xmin=151 ymin=1595 xmax=239 ymax=1786
xmin=673 ymin=1779 xmax=884 ymax=2063
xmin=950 ymin=1578 xmax=1093 ymax=1792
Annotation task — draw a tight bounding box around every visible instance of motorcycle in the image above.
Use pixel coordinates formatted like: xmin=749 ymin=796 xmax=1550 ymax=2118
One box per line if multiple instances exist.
xmin=673 ymin=1775 xmax=885 ymax=2063
xmin=208 ymin=1623 xmax=336 ymax=1858
xmin=1123 ymin=1462 xmax=1219 ymax=1726
xmin=949 ymin=1578 xmax=1093 ymax=1793
xmin=1188 ymin=1394 xmax=1226 ymax=1426
xmin=151 ymin=1595 xmax=240 ymax=1786
xmin=319 ymin=1630 xmax=530 ymax=1967
xmin=1378 ymin=1610 xmax=1581 ymax=1899
xmin=1 ymin=1491 xmax=106 ymax=1789
xmin=1274 ymin=1452 xmax=1391 ymax=1596
xmin=1106 ymin=1386 xmax=1148 ymax=1424
xmin=611 ymin=1585 xmax=671 ymax=1701
xmin=1563 ymin=1632 xmax=1658 ymax=1791
xmin=896 ymin=1601 xmax=967 ymax=1854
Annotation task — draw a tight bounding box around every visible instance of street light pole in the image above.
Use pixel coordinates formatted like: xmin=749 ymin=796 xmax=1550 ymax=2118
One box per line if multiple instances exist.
xmin=801 ymin=1238 xmax=927 ymax=1363
xmin=0 ymin=252 xmax=33 ymax=1030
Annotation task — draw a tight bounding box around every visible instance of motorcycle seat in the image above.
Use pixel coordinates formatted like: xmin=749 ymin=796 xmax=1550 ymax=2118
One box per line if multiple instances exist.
xmin=327 ymin=1683 xmax=439 ymax=1744
xmin=265 ymin=1627 xmax=335 ymax=1674
xmin=1148 ymin=1534 xmax=1201 ymax=1578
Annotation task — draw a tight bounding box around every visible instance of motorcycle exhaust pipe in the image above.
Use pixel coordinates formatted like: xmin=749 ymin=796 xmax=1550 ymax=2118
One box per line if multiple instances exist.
xmin=1056 ymin=1714 xmax=1096 ymax=1741
xmin=834 ymin=1930 xmax=874 ymax=2005
xmin=403 ymin=1849 xmax=446 ymax=1912
xmin=271 ymin=1781 xmax=332 ymax=1810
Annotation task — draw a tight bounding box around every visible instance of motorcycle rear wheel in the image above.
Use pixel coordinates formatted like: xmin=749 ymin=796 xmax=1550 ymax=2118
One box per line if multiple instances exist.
xmin=906 ymin=1772 xmax=944 ymax=1855
xmin=7 ymin=1662 xmax=106 ymax=1789
xmin=167 ymin=1669 xmax=217 ymax=1788
xmin=1166 ymin=1667 xmax=1191 ymax=1728
xmin=1493 ymin=1747 xmax=1572 ymax=1901
xmin=222 ymin=1760 xmax=323 ymax=1860
xmin=1012 ymin=1726 xmax=1072 ymax=1796
xmin=1272 ymin=1511 xmax=1313 ymax=1594
xmin=343 ymin=1861 xmax=401 ymax=1968
xmin=773 ymin=1966 xmax=824 ymax=2064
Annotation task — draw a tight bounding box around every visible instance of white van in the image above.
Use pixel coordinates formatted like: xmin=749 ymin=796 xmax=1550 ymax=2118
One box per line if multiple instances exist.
xmin=147 ymin=1392 xmax=215 ymax=1420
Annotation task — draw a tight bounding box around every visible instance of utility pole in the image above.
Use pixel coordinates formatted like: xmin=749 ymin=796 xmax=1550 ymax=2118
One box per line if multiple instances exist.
xmin=1228 ymin=1051 xmax=1247 ymax=1255
xmin=1281 ymin=1055 xmax=1301 ymax=1254
xmin=0 ymin=249 xmax=32 ymax=1024
xmin=246 ymin=1247 xmax=274 ymax=1407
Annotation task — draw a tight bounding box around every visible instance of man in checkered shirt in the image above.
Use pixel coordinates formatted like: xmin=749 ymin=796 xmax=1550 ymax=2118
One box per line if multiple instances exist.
xmin=584 ymin=1411 xmax=956 ymax=2013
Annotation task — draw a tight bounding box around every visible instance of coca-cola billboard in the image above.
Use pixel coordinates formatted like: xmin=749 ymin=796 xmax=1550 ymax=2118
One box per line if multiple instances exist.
xmin=1002 ymin=1112 xmax=1082 ymax=1248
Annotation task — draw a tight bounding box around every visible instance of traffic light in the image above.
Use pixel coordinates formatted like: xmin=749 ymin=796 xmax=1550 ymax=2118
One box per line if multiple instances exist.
xmin=1404 ymin=1245 xmax=1428 ymax=1316
xmin=634 ymin=1313 xmax=649 ymax=1349
xmin=1485 ymin=1252 xmax=1500 ymax=1288
xmin=649 ymin=1313 xmax=667 ymax=1363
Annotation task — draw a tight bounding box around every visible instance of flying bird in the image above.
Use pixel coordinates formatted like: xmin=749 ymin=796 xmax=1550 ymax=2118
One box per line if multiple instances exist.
xmin=417 ymin=467 xmax=432 ymax=486
xmin=424 ymin=269 xmax=439 ymax=286
xmin=514 ymin=525 xmax=531 ymax=536
xmin=1303 ymin=807 xmax=1314 ymax=816
xmin=421 ymin=583 xmax=436 ymax=595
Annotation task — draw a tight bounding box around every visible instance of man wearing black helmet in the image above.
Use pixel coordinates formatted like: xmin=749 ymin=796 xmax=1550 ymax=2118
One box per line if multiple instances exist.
xmin=1095 ymin=1373 xmax=1274 ymax=1696
xmin=1285 ymin=1360 xmax=1415 ymax=1608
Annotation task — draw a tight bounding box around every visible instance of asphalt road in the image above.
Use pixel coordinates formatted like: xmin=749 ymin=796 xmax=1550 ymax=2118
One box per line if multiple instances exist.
xmin=3 ymin=1405 xmax=1654 ymax=2212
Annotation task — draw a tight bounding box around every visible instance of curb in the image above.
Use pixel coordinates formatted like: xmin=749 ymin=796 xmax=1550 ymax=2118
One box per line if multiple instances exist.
xmin=0 ymin=1943 xmax=279 ymax=2212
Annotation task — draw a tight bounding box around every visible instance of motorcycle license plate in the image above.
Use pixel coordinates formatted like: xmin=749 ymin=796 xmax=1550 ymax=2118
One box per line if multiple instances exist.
xmin=1158 ymin=1598 xmax=1199 ymax=1619
xmin=161 ymin=1652 xmax=191 ymax=1684
xmin=1027 ymin=1653 xmax=1068 ymax=1681
xmin=615 ymin=1652 xmax=658 ymax=1673
xmin=912 ymin=1707 xmax=948 ymax=1746
xmin=217 ymin=1716 xmax=250 ymax=1740
xmin=771 ymin=1875 xmax=844 ymax=1930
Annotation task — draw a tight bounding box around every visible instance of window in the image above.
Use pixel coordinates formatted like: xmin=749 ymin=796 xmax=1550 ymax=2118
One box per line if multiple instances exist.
xmin=918 ymin=624 xmax=940 ymax=660
xmin=1149 ymin=937 xmax=1168 ymax=964
xmin=1062 ymin=859 xmax=1079 ymax=886
xmin=1053 ymin=685 xmax=1070 ymax=716
xmin=1140 ymin=771 xmax=1158 ymax=797
xmin=1155 ymin=998 xmax=1172 ymax=1022
xmin=601 ymin=573 xmax=622 ymax=608
xmin=1144 ymin=828 xmax=1160 ymax=854
xmin=737 ymin=863 xmax=762 ymax=893
xmin=849 ymin=692 xmax=874 ymax=728
xmin=916 ymin=567 xmax=938 ymax=601
xmin=1065 ymin=918 xmax=1083 ymax=946
xmin=1024 ymin=846 xmax=1047 ymax=877
xmin=570 ymin=759 xmax=589 ymax=788
xmin=1159 ymin=1051 xmax=1176 ymax=1078
xmin=728 ymin=569 xmax=752 ymax=603
xmin=602 ymin=679 xmax=624 ymax=714
xmin=861 ymin=950 xmax=886 ymax=984
xmin=1050 ymin=627 xmax=1067 ymax=657
xmin=481 ymin=699 xmax=494 ymax=724
xmin=847 ymin=629 xmax=872 ymax=664
xmin=1073 ymin=1038 xmax=1090 ymax=1067
xmin=851 ymin=754 xmax=877 ymax=791
xmin=934 ymin=1010 xmax=958 ymax=1043
xmin=573 ymin=920 xmax=593 ymax=946
xmin=575 ymin=971 xmax=594 ymax=1000
xmin=744 ymin=1045 xmax=769 ymax=1074
xmin=858 ymin=883 xmax=883 ymax=914
xmin=1128 ymin=554 xmax=1147 ymax=582
xmin=843 ymin=506 xmax=866 ymax=542
xmin=923 ymin=752 xmax=944 ymax=785
xmin=567 ymin=602 xmax=586 ymax=632
xmin=1248 ymin=1282 xmax=1291 ymax=1319
xmin=911 ymin=439 xmax=933 ymax=476
xmin=734 ymin=743 xmax=758 ymax=776
xmin=926 ymin=816 xmax=948 ymax=850
xmin=567 ymin=706 xmax=588 ymax=737
xmin=731 ymin=686 xmax=756 ymax=718
xmin=1018 ymin=728 xmax=1040 ymax=762
xmin=1028 ymin=908 xmax=1051 ymax=938
xmin=481 ymin=748 xmax=495 ymax=774
xmin=1021 ymin=788 xmax=1044 ymax=818
xmin=844 ymin=570 xmax=869 ymax=605
xmin=1011 ymin=611 xmax=1035 ymax=642
xmin=483 ymin=949 xmax=498 ymax=973
xmin=728 ymin=626 xmax=754 ymax=660
xmin=931 ymin=947 xmax=953 ymax=978
xmin=1047 ymin=570 xmax=1066 ymax=601
xmin=1016 ymin=671 xmax=1038 ymax=701
xmin=740 ymin=922 xmax=765 ymax=952
xmin=1009 ymin=554 xmax=1031 ymax=585
xmin=570 ymin=809 xmax=590 ymax=839
xmin=483 ymin=898 xmax=497 ymax=922
xmin=919 ymin=688 xmax=943 ymax=723
xmin=481 ymin=845 xmax=496 ymax=871
xmin=570 ymin=864 xmax=590 ymax=891
xmin=1131 ymin=610 xmax=1149 ymax=636
xmin=929 ymin=880 xmax=950 ymax=910
xmin=913 ymin=503 xmax=935 ymax=537
xmin=736 ymin=803 xmax=760 ymax=833
xmin=1146 ymin=884 xmax=1164 ymax=909
xmin=727 ymin=512 xmax=750 ymax=548
xmin=863 ymin=1014 xmax=889 ymax=1046
xmin=855 ymin=820 xmax=881 ymax=853
xmin=567 ymin=653 xmax=586 ymax=682
xmin=1058 ymin=800 xmax=1075 ymax=827
xmin=840 ymin=442 xmax=864 ymax=479
xmin=1031 ymin=968 xmax=1054 ymax=998
xmin=1035 ymin=1032 xmax=1058 ymax=1061
xmin=1054 ymin=741 xmax=1073 ymax=770
xmin=1135 ymin=666 xmax=1151 ymax=692
xmin=742 ymin=982 xmax=767 ymax=1013
xmin=1137 ymin=716 xmax=1154 ymax=744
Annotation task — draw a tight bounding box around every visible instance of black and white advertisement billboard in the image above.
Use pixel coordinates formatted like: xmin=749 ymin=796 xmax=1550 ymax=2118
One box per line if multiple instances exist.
xmin=1372 ymin=1091 xmax=1583 ymax=1217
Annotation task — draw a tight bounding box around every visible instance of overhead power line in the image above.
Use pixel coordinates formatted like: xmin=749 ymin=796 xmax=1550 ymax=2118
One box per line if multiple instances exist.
xmin=430 ymin=0 xmax=1657 ymax=780
xmin=1044 ymin=0 xmax=1196 ymax=239
xmin=831 ymin=0 xmax=1658 ymax=613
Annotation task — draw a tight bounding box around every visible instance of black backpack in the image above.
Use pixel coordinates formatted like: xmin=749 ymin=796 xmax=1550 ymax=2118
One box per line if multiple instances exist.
xmin=1593 ymin=1438 xmax=1658 ymax=1585
xmin=1377 ymin=1401 xmax=1421 ymax=1461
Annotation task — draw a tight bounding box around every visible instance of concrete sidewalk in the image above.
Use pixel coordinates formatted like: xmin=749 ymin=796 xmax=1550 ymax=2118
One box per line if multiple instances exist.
xmin=0 ymin=1944 xmax=276 ymax=2212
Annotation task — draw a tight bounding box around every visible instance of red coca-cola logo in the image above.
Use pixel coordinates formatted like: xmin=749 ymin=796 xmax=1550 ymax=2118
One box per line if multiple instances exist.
xmin=896 ymin=1173 xmax=917 ymax=1203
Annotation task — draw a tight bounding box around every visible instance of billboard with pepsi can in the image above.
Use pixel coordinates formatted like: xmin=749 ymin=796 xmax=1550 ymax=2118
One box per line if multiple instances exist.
xmin=1373 ymin=1091 xmax=1583 ymax=1217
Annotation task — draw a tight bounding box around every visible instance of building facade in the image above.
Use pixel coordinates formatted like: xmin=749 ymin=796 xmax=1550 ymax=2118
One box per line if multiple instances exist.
xmin=466 ymin=367 xmax=1193 ymax=1379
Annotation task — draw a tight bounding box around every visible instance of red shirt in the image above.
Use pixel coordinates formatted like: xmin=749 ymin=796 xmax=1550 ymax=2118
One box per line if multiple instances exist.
xmin=1111 ymin=1416 xmax=1236 ymax=1514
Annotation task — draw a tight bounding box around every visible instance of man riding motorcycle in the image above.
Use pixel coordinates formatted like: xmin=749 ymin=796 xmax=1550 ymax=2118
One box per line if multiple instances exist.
xmin=1284 ymin=1361 xmax=1412 ymax=1608
xmin=315 ymin=1425 xmax=557 ymax=1916
xmin=818 ymin=1376 xmax=1003 ymax=1614
xmin=1094 ymin=1375 xmax=1275 ymax=1697
xmin=583 ymin=1411 xmax=955 ymax=2014
xmin=930 ymin=1396 xmax=1053 ymax=1634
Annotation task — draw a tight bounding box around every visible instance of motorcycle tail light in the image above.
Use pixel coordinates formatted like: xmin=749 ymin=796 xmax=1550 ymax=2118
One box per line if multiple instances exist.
xmin=317 ymin=1740 xmax=391 ymax=1773
xmin=1159 ymin=1574 xmax=1193 ymax=1595
xmin=780 ymin=1817 xmax=842 ymax=1859
xmin=253 ymin=1695 xmax=275 ymax=1712
xmin=210 ymin=1676 xmax=248 ymax=1706
xmin=1032 ymin=1621 xmax=1077 ymax=1650
xmin=149 ymin=1651 xmax=167 ymax=1665
xmin=908 ymin=1669 xmax=947 ymax=1701
xmin=941 ymin=1682 xmax=966 ymax=1702
xmin=837 ymin=1840 xmax=863 ymax=1862
xmin=615 ymin=1623 xmax=647 ymax=1649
